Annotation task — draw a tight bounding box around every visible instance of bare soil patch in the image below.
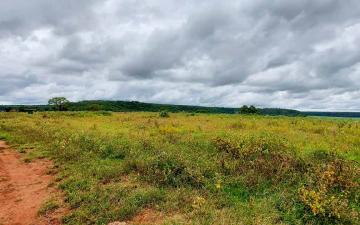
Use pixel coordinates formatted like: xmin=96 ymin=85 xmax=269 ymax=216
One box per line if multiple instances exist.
xmin=0 ymin=141 xmax=62 ymax=225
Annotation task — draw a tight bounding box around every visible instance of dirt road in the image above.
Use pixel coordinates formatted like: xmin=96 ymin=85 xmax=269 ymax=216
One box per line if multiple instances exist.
xmin=0 ymin=141 xmax=58 ymax=225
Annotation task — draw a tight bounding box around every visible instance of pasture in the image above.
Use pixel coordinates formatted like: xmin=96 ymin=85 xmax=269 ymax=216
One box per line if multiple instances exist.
xmin=0 ymin=112 xmax=359 ymax=225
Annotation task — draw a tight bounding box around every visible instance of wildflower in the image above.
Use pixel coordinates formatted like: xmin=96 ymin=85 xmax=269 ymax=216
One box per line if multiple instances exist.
xmin=192 ymin=196 xmax=206 ymax=209
xmin=215 ymin=180 xmax=221 ymax=189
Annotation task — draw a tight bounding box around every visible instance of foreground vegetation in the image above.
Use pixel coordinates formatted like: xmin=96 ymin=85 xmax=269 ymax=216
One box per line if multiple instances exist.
xmin=0 ymin=112 xmax=359 ymax=225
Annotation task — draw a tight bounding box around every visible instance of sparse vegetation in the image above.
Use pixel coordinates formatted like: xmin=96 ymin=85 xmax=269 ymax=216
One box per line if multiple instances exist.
xmin=38 ymin=198 xmax=60 ymax=216
xmin=0 ymin=112 xmax=359 ymax=224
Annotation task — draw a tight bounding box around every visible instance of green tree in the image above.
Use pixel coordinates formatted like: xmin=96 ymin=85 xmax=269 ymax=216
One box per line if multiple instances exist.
xmin=239 ymin=105 xmax=259 ymax=114
xmin=48 ymin=97 xmax=70 ymax=111
xmin=239 ymin=105 xmax=249 ymax=114
xmin=248 ymin=105 xmax=259 ymax=114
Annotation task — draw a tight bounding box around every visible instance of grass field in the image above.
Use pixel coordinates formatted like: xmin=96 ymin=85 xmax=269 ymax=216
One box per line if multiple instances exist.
xmin=0 ymin=112 xmax=359 ymax=225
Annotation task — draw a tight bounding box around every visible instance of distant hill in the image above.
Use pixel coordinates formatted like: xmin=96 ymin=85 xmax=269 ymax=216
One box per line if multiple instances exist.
xmin=67 ymin=100 xmax=238 ymax=114
xmin=0 ymin=101 xmax=239 ymax=114
xmin=72 ymin=101 xmax=306 ymax=116
xmin=303 ymin=111 xmax=360 ymax=118
xmin=3 ymin=100 xmax=358 ymax=118
xmin=0 ymin=100 xmax=302 ymax=116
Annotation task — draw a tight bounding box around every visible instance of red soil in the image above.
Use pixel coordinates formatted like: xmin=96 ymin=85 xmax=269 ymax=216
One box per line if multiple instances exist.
xmin=131 ymin=209 xmax=164 ymax=225
xmin=0 ymin=141 xmax=59 ymax=225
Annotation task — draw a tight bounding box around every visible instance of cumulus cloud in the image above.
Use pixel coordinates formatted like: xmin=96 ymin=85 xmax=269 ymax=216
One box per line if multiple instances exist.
xmin=0 ymin=0 xmax=360 ymax=110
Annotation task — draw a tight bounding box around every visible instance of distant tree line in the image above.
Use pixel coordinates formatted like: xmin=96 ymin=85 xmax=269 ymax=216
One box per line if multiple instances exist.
xmin=6 ymin=98 xmax=354 ymax=117
xmin=304 ymin=111 xmax=360 ymax=118
xmin=261 ymin=108 xmax=305 ymax=117
xmin=65 ymin=99 xmax=240 ymax=114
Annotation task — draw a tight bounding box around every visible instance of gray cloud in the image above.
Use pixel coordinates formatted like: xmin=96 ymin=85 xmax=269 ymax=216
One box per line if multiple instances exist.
xmin=0 ymin=0 xmax=100 ymax=37
xmin=0 ymin=0 xmax=360 ymax=110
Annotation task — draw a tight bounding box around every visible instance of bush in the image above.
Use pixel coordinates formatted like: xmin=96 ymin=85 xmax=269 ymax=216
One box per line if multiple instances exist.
xmin=213 ymin=137 xmax=240 ymax=159
xmin=125 ymin=155 xmax=204 ymax=188
xmin=159 ymin=111 xmax=170 ymax=118
xmin=213 ymin=134 xmax=304 ymax=187
xmin=299 ymin=158 xmax=360 ymax=224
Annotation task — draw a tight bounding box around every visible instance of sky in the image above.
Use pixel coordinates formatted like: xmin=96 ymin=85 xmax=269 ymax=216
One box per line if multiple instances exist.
xmin=1 ymin=0 xmax=360 ymax=111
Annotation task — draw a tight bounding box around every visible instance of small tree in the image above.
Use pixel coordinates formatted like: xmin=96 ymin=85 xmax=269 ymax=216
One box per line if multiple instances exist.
xmin=239 ymin=105 xmax=249 ymax=114
xmin=239 ymin=105 xmax=259 ymax=114
xmin=48 ymin=97 xmax=70 ymax=111
xmin=248 ymin=105 xmax=259 ymax=114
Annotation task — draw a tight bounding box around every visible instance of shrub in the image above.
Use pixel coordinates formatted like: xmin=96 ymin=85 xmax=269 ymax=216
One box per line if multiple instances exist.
xmin=125 ymin=155 xmax=204 ymax=188
xmin=159 ymin=111 xmax=170 ymax=118
xmin=299 ymin=158 xmax=360 ymax=224
xmin=213 ymin=137 xmax=240 ymax=159
xmin=213 ymin=134 xmax=304 ymax=187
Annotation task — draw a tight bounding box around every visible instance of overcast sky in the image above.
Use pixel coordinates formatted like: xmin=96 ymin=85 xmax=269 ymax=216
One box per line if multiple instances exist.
xmin=1 ymin=0 xmax=360 ymax=111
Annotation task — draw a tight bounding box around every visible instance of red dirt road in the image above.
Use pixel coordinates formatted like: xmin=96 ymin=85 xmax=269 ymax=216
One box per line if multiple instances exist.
xmin=0 ymin=141 xmax=55 ymax=225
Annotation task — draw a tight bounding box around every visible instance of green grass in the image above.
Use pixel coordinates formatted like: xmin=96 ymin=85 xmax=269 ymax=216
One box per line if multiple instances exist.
xmin=38 ymin=198 xmax=60 ymax=215
xmin=0 ymin=112 xmax=359 ymax=225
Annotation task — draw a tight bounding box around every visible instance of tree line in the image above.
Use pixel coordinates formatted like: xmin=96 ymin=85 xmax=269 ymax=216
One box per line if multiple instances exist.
xmin=0 ymin=97 xmax=307 ymax=116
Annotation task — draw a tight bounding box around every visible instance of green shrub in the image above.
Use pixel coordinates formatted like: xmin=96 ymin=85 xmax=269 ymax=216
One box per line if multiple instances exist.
xmin=159 ymin=111 xmax=170 ymax=118
xmin=214 ymin=134 xmax=304 ymax=187
xmin=125 ymin=155 xmax=204 ymax=188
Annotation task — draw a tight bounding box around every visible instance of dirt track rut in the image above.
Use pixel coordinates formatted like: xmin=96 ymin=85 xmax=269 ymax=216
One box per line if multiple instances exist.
xmin=0 ymin=141 xmax=56 ymax=225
